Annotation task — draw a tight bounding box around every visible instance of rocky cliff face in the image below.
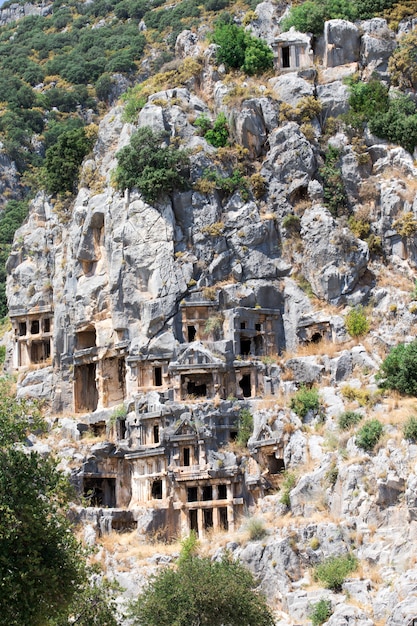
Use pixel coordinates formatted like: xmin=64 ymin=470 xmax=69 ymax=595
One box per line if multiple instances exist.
xmin=6 ymin=5 xmax=417 ymax=624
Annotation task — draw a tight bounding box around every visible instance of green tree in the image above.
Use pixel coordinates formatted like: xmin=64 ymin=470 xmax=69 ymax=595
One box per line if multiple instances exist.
xmin=130 ymin=534 xmax=274 ymax=626
xmin=95 ymin=72 xmax=115 ymax=102
xmin=0 ymin=377 xmax=120 ymax=625
xmin=212 ymin=24 xmax=273 ymax=75
xmin=0 ymin=378 xmax=80 ymax=625
xmin=0 ymin=448 xmax=85 ymax=626
xmin=377 ymin=339 xmax=417 ymax=395
xmin=43 ymin=127 xmax=95 ymax=195
xmin=113 ymin=126 xmax=190 ymax=202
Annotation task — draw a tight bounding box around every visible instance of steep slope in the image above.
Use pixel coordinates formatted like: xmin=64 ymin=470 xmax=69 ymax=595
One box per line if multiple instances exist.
xmin=4 ymin=1 xmax=417 ymax=624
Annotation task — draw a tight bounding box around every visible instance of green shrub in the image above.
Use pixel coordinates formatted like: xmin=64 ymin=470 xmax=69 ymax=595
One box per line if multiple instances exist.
xmin=325 ymin=463 xmax=338 ymax=487
xmin=282 ymin=0 xmax=394 ymax=36
xmin=393 ymin=211 xmax=417 ymax=238
xmin=346 ymin=75 xmax=417 ymax=154
xmin=95 ymin=73 xmax=115 ymax=102
xmin=377 ymin=339 xmax=417 ymax=396
xmin=355 ymin=419 xmax=383 ymax=451
xmin=242 ymin=36 xmax=274 ymax=75
xmin=403 ymin=416 xmax=417 ymax=442
xmin=113 ymin=126 xmax=190 ymax=203
xmin=338 ymin=411 xmax=363 ymax=430
xmin=345 ymin=306 xmax=370 ymax=338
xmin=310 ymin=598 xmax=333 ymax=626
xmin=237 ymin=408 xmax=253 ymax=446
xmin=346 ymin=77 xmax=389 ymax=128
xmin=314 ymin=553 xmax=358 ymax=591
xmin=290 ymin=386 xmax=320 ymax=419
xmin=203 ymin=113 xmax=229 ymax=148
xmin=0 ymin=200 xmax=28 ymax=245
xmin=369 ymin=93 xmax=417 ymax=155
xmin=0 ymin=345 xmax=6 ymax=364
xmin=212 ymin=23 xmax=273 ymax=75
xmin=43 ymin=127 xmax=95 ymax=195
xmin=279 ymin=472 xmax=296 ymax=507
xmin=320 ymin=146 xmax=348 ymax=217
xmin=200 ymin=168 xmax=249 ymax=199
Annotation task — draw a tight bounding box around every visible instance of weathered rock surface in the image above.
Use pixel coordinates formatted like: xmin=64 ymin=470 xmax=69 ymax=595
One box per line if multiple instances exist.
xmin=6 ymin=9 xmax=417 ymax=626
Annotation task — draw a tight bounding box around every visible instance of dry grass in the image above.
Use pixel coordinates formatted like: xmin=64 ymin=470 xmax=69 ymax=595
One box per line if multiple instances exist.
xmin=373 ymin=394 xmax=417 ymax=427
xmin=380 ymin=167 xmax=417 ymax=203
xmin=279 ymin=366 xmax=294 ymax=381
xmin=376 ymin=269 xmax=414 ymax=292
xmin=255 ymin=394 xmax=282 ymax=411
xmin=98 ymin=530 xmax=180 ymax=563
xmin=295 ymin=338 xmax=344 ymax=358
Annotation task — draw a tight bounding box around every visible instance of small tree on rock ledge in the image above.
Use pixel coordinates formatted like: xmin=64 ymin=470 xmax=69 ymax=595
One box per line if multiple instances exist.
xmin=129 ymin=533 xmax=274 ymax=626
xmin=113 ymin=126 xmax=190 ymax=203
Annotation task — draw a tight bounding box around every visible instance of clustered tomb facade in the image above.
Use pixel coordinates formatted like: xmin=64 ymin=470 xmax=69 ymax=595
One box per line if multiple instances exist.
xmin=6 ymin=23 xmax=351 ymax=537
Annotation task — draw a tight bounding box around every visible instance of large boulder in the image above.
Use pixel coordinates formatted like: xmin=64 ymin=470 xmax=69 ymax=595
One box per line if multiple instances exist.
xmin=269 ymin=73 xmax=314 ymax=107
xmin=317 ymin=80 xmax=350 ymax=117
xmin=261 ymin=122 xmax=316 ymax=203
xmin=360 ymin=19 xmax=397 ymax=79
xmin=230 ymin=99 xmax=270 ymax=158
xmin=300 ymin=205 xmax=369 ymax=303
xmin=324 ymin=20 xmax=361 ymax=68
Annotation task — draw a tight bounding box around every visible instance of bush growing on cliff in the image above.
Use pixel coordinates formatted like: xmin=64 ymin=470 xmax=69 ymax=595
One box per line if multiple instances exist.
xmin=338 ymin=410 xmax=363 ymax=430
xmin=282 ymin=0 xmax=396 ymax=36
xmin=43 ymin=127 xmax=96 ymax=195
xmin=389 ymin=30 xmax=417 ymax=90
xmin=113 ymin=127 xmax=190 ymax=202
xmin=310 ymin=598 xmax=333 ymax=626
xmin=403 ymin=416 xmax=417 ymax=442
xmin=130 ymin=534 xmax=274 ymax=626
xmin=377 ymin=339 xmax=417 ymax=396
xmin=212 ymin=23 xmax=273 ymax=75
xmin=195 ymin=112 xmax=230 ymax=148
xmin=290 ymin=386 xmax=320 ymax=419
xmin=356 ymin=419 xmax=383 ymax=451
xmin=345 ymin=306 xmax=370 ymax=338
xmin=237 ymin=408 xmax=253 ymax=446
xmin=314 ymin=553 xmax=358 ymax=591
xmin=346 ymin=76 xmax=417 ymax=154
xmin=319 ymin=146 xmax=348 ymax=217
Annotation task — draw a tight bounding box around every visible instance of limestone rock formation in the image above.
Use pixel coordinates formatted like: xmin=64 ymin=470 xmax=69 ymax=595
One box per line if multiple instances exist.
xmin=5 ymin=7 xmax=417 ymax=625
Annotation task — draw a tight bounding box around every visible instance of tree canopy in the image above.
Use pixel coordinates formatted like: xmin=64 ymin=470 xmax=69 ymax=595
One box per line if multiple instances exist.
xmin=130 ymin=533 xmax=274 ymax=626
xmin=0 ymin=377 xmax=120 ymax=625
xmin=113 ymin=126 xmax=190 ymax=202
xmin=212 ymin=23 xmax=274 ymax=75
xmin=377 ymin=339 xmax=417 ymax=396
